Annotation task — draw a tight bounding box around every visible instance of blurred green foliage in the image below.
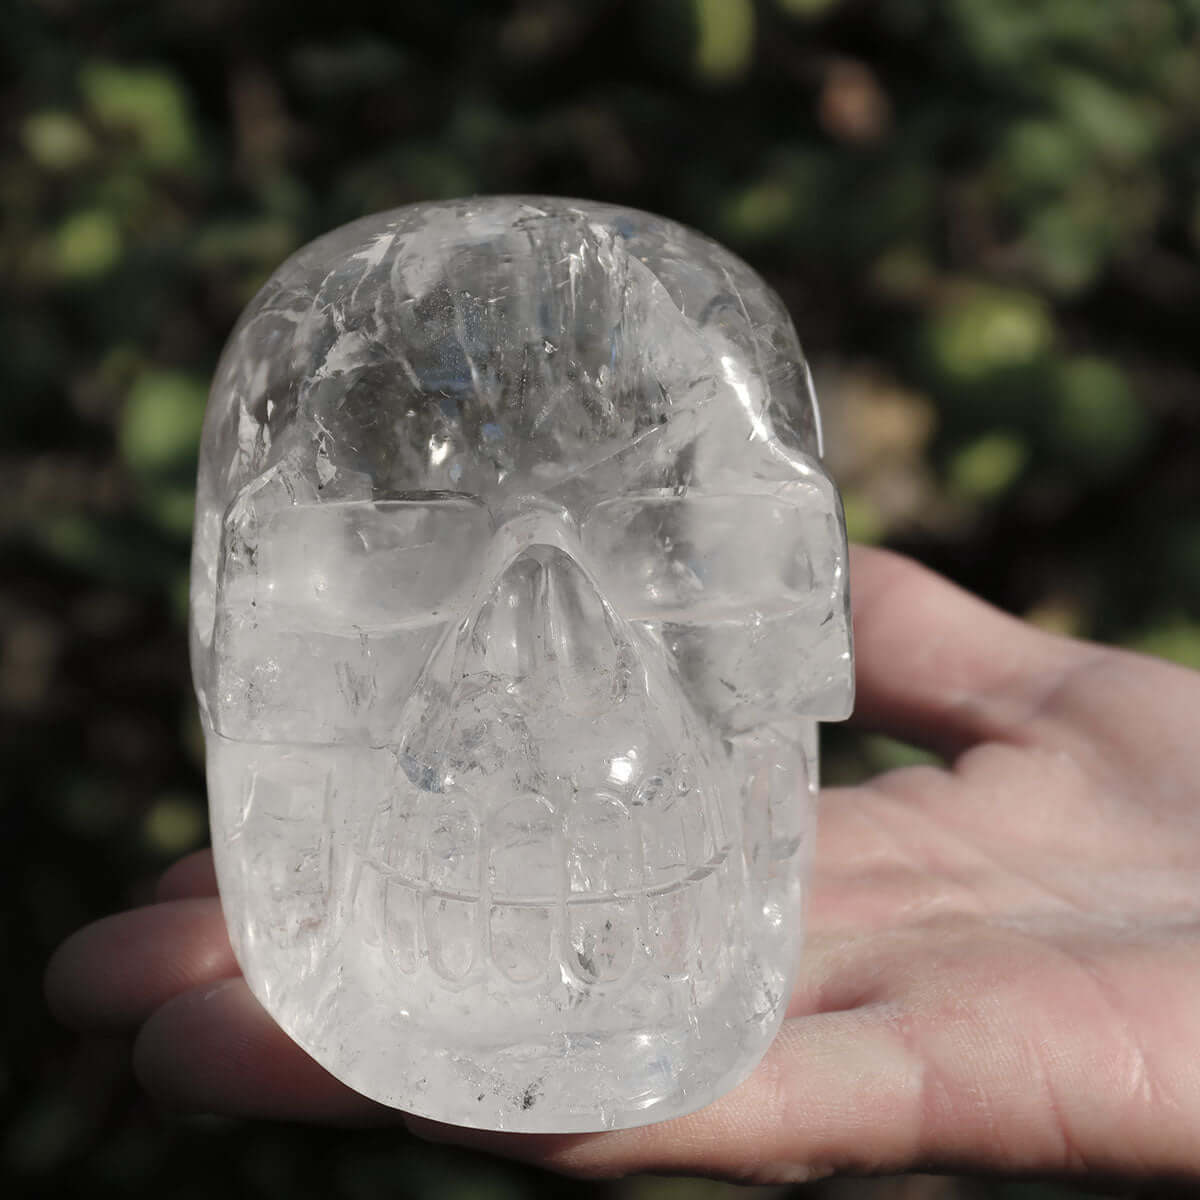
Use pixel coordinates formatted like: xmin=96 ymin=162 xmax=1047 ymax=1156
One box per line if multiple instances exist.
xmin=3 ymin=0 xmax=1198 ymax=1197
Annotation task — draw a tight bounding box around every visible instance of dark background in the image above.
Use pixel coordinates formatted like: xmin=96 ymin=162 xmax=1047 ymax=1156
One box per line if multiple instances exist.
xmin=4 ymin=1 xmax=1199 ymax=1197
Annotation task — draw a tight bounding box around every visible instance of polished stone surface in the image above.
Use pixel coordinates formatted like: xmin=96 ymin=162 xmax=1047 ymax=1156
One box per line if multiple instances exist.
xmin=191 ymin=197 xmax=853 ymax=1131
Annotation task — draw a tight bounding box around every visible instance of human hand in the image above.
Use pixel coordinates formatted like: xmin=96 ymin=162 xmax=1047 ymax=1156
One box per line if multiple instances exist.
xmin=45 ymin=546 xmax=1200 ymax=1185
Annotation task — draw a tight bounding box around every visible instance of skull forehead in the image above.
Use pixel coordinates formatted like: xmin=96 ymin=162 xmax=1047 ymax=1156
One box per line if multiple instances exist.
xmin=200 ymin=197 xmax=821 ymax=513
xmin=289 ymin=204 xmax=710 ymax=502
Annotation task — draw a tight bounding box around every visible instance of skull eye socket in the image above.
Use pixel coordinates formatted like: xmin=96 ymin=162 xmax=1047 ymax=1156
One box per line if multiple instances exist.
xmin=581 ymin=490 xmax=853 ymax=726
xmin=210 ymin=497 xmax=493 ymax=744
xmin=220 ymin=497 xmax=492 ymax=633
xmin=580 ymin=493 xmax=817 ymax=623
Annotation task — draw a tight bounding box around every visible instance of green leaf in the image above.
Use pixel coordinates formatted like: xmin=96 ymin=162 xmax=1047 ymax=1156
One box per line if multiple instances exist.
xmin=53 ymin=210 xmax=122 ymax=279
xmin=927 ymin=288 xmax=1054 ymax=384
xmin=120 ymin=370 xmax=208 ymax=476
xmin=80 ymin=61 xmax=197 ymax=168
xmin=722 ymin=179 xmax=795 ymax=241
xmin=693 ymin=0 xmax=755 ymax=82
xmin=1051 ymin=68 xmax=1160 ymax=165
xmin=949 ymin=431 xmax=1029 ymax=498
xmin=21 ymin=111 xmax=95 ymax=170
xmin=1024 ymin=199 xmax=1110 ymax=294
xmin=776 ymin=0 xmax=839 ymax=16
xmin=840 ymin=490 xmax=887 ymax=544
xmin=192 ymin=218 xmax=300 ymax=269
xmin=143 ymin=793 xmax=207 ymax=856
xmin=1051 ymin=357 xmax=1149 ymax=471
xmin=1128 ymin=618 xmax=1200 ymax=671
xmin=864 ymin=735 xmax=941 ymax=771
xmin=1000 ymin=119 xmax=1088 ymax=195
xmin=140 ymin=482 xmax=197 ymax=538
xmin=33 ymin=515 xmax=180 ymax=588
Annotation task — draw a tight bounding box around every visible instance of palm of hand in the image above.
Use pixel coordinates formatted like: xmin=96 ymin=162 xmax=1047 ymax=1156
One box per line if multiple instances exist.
xmin=801 ymin=658 xmax=1200 ymax=1184
xmin=46 ymin=548 xmax=1200 ymax=1185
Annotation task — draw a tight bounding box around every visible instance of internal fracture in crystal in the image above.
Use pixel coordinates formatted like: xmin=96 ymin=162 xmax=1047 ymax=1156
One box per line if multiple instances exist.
xmin=190 ymin=196 xmax=854 ymax=1132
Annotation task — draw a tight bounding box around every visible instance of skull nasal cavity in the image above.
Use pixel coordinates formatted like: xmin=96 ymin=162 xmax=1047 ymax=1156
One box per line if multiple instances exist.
xmin=466 ymin=546 xmax=629 ymax=696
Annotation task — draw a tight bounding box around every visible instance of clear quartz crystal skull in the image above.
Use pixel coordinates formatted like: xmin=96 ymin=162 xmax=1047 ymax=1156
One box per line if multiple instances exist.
xmin=191 ymin=197 xmax=853 ymax=1132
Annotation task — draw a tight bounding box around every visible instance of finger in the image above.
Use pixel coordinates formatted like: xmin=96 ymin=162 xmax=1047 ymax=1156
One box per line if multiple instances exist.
xmin=156 ymin=849 xmax=218 ymax=901
xmin=847 ymin=545 xmax=1091 ymax=756
xmin=413 ymin=923 xmax=1200 ymax=1185
xmin=132 ymin=977 xmax=396 ymax=1126
xmin=121 ymin=913 xmax=901 ymax=1131
xmin=1002 ymin=644 xmax=1200 ymax=802
xmin=406 ymin=1006 xmax=921 ymax=1184
xmin=45 ymin=899 xmax=238 ymax=1033
xmin=129 ymin=972 xmax=910 ymax=1173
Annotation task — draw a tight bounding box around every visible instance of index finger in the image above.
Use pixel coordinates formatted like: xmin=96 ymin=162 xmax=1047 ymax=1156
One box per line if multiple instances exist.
xmin=846 ymin=545 xmax=1092 ymax=758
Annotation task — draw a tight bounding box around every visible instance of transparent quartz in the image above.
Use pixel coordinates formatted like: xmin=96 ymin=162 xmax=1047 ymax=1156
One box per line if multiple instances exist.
xmin=190 ymin=196 xmax=853 ymax=1132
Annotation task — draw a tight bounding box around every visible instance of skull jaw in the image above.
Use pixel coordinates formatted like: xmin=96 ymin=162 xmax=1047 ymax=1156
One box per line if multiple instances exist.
xmin=203 ymin=713 xmax=817 ymax=1132
xmin=201 ymin=516 xmax=828 ymax=1130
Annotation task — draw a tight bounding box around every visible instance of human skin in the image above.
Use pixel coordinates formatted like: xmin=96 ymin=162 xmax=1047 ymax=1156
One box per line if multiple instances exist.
xmin=45 ymin=546 xmax=1200 ymax=1186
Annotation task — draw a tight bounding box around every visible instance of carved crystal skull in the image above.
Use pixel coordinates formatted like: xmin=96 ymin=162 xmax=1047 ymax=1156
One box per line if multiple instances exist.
xmin=190 ymin=196 xmax=853 ymax=1132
